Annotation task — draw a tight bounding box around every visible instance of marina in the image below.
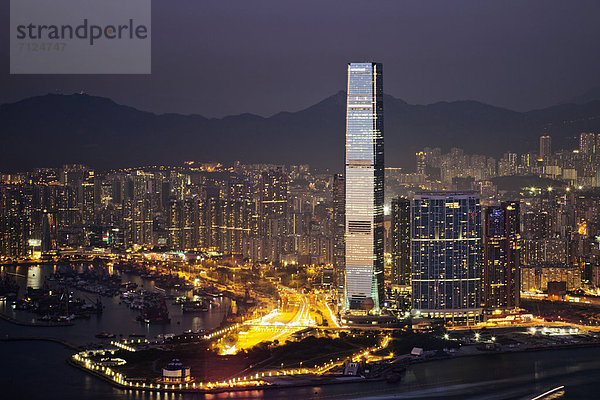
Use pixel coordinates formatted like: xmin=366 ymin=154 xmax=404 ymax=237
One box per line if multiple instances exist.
xmin=0 ymin=262 xmax=232 ymax=344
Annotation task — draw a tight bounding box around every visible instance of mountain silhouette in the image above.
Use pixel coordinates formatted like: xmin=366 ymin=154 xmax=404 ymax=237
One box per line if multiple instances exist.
xmin=2 ymin=91 xmax=600 ymax=172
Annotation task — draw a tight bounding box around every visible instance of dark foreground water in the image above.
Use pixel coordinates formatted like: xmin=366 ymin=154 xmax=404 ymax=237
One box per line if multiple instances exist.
xmin=1 ymin=332 xmax=599 ymax=400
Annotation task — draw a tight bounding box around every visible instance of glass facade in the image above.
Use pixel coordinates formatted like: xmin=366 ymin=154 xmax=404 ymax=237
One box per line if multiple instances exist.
xmin=411 ymin=191 xmax=482 ymax=317
xmin=391 ymin=196 xmax=411 ymax=286
xmin=344 ymin=62 xmax=384 ymax=312
xmin=333 ymin=174 xmax=345 ymax=292
xmin=483 ymin=201 xmax=520 ymax=309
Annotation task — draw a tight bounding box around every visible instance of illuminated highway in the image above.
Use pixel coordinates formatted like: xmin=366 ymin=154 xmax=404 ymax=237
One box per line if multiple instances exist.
xmin=219 ymin=290 xmax=315 ymax=355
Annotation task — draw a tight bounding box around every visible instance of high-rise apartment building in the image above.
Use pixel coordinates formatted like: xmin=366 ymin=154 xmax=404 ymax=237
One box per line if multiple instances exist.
xmin=332 ymin=174 xmax=345 ymax=291
xmin=81 ymin=171 xmax=95 ymax=225
xmin=580 ymin=132 xmax=596 ymax=155
xmin=483 ymin=201 xmax=520 ymax=309
xmin=168 ymin=197 xmax=203 ymax=250
xmin=344 ymin=62 xmax=384 ymax=312
xmin=411 ymin=191 xmax=482 ymax=319
xmin=124 ymin=197 xmax=153 ymax=248
xmin=539 ymin=135 xmax=551 ymax=161
xmin=390 ymin=196 xmax=410 ymax=286
xmin=259 ymin=169 xmax=288 ymax=237
xmin=0 ymin=185 xmax=33 ymax=256
xmin=416 ymin=151 xmax=427 ymax=176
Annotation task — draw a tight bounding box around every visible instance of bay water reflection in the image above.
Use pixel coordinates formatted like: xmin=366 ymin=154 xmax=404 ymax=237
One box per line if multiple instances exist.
xmin=0 ymin=263 xmax=229 ymax=345
xmin=2 ymin=338 xmax=600 ymax=399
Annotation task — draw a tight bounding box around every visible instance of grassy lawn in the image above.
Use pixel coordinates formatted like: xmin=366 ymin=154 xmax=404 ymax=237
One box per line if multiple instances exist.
xmin=374 ymin=331 xmax=459 ymax=356
xmin=107 ymin=344 xmax=252 ymax=382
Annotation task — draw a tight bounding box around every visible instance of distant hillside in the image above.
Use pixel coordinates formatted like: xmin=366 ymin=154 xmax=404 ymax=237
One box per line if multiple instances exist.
xmin=2 ymin=91 xmax=600 ymax=172
xmin=490 ymin=175 xmax=567 ymax=192
xmin=561 ymin=87 xmax=600 ymax=105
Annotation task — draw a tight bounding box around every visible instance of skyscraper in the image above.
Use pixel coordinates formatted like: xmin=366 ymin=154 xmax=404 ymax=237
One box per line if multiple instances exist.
xmin=81 ymin=171 xmax=95 ymax=225
xmin=391 ymin=196 xmax=410 ymax=286
xmin=539 ymin=135 xmax=551 ymax=161
xmin=483 ymin=201 xmax=520 ymax=309
xmin=411 ymin=191 xmax=482 ymax=319
xmin=416 ymin=151 xmax=427 ymax=176
xmin=332 ymin=174 xmax=345 ymax=291
xmin=259 ymin=169 xmax=288 ymax=237
xmin=344 ymin=62 xmax=384 ymax=312
xmin=0 ymin=184 xmax=33 ymax=256
xmin=579 ymin=132 xmax=596 ymax=155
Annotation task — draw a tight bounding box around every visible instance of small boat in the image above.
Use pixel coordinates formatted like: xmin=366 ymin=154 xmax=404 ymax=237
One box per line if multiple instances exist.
xmin=95 ymin=332 xmax=116 ymax=339
xmin=181 ymin=300 xmax=209 ymax=313
xmin=58 ymin=314 xmax=75 ymax=322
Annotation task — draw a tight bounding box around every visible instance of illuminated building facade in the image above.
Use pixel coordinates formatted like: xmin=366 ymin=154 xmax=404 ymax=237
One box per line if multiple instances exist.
xmin=125 ymin=197 xmax=153 ymax=247
xmin=391 ymin=196 xmax=410 ymax=286
xmin=579 ymin=132 xmax=596 ymax=155
xmin=168 ymin=198 xmax=203 ymax=251
xmin=259 ymin=169 xmax=288 ymax=237
xmin=81 ymin=171 xmax=95 ymax=225
xmin=411 ymin=191 xmax=482 ymax=318
xmin=539 ymin=135 xmax=551 ymax=161
xmin=483 ymin=201 xmax=520 ymax=309
xmin=333 ymin=174 xmax=345 ymax=291
xmin=521 ymin=263 xmax=581 ymax=292
xmin=0 ymin=184 xmax=33 ymax=256
xmin=344 ymin=62 xmax=384 ymax=312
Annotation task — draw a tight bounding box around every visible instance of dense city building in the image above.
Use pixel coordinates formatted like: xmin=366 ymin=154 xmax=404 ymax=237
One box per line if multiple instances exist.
xmin=2 ymin=124 xmax=600 ymax=323
xmin=0 ymin=184 xmax=33 ymax=256
xmin=259 ymin=169 xmax=288 ymax=237
xmin=521 ymin=263 xmax=582 ymax=292
xmin=0 ymin=163 xmax=335 ymax=267
xmin=580 ymin=132 xmax=596 ymax=155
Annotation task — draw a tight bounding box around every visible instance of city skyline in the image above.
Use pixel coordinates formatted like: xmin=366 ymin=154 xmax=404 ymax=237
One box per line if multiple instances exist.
xmin=3 ymin=96 xmax=600 ymax=399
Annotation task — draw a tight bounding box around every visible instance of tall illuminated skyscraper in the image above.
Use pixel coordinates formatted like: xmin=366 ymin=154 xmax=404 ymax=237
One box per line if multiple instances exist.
xmin=344 ymin=62 xmax=384 ymax=312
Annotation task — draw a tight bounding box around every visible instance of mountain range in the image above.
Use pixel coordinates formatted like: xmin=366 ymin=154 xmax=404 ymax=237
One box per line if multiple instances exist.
xmin=2 ymin=90 xmax=600 ymax=172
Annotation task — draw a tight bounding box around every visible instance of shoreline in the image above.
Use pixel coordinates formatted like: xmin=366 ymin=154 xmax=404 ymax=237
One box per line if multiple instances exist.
xmin=0 ymin=312 xmax=73 ymax=327
xmin=65 ymin=338 xmax=600 ymax=395
xmin=0 ymin=336 xmax=79 ymax=350
xmin=66 ymin=356 xmax=381 ymax=395
xmin=4 ymin=334 xmax=600 ymax=396
xmin=404 ymin=340 xmax=600 ymax=367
